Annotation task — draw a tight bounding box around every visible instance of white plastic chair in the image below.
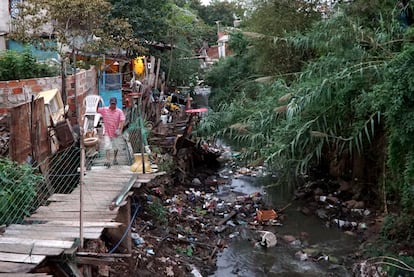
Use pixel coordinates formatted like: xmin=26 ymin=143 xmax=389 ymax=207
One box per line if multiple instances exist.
xmin=84 ymin=95 xmax=104 ymax=130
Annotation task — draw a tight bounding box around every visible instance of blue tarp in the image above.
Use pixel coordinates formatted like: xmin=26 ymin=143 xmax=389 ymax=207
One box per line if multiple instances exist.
xmin=99 ymin=72 xmax=122 ymax=109
xmin=7 ymin=40 xmax=59 ymax=61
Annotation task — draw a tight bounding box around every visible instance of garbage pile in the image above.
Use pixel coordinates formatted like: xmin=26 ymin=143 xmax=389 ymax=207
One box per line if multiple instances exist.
xmin=127 ymin=168 xmax=281 ymax=276
xmin=115 ymin=145 xmax=365 ymax=276
xmin=293 ymin=177 xmax=376 ymax=238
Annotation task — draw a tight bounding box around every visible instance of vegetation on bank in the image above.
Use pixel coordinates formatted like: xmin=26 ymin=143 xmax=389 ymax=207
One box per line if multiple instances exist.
xmin=0 ymin=50 xmax=59 ymax=81
xmin=198 ymin=0 xmax=414 ymax=269
xmin=0 ymin=158 xmax=42 ymax=224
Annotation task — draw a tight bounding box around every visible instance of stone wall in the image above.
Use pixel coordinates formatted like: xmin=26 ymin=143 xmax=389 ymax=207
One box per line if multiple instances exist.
xmin=0 ymin=67 xmax=98 ymax=124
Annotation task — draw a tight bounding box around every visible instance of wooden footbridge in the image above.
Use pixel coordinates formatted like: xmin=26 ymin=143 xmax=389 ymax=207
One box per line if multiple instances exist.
xmin=0 ymin=136 xmax=160 ymax=276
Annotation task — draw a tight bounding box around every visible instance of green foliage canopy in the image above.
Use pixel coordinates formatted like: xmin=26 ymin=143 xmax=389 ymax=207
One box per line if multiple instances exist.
xmin=0 ymin=50 xmax=59 ymax=81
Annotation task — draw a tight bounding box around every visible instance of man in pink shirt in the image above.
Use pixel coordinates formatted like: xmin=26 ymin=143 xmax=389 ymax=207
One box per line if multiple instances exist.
xmin=98 ymin=97 xmax=125 ymax=168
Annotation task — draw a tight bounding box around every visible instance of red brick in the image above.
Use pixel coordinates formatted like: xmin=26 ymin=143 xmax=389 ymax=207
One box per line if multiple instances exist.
xmin=13 ymin=87 xmax=23 ymax=94
xmin=7 ymin=80 xmax=19 ymax=87
xmin=0 ymin=107 xmax=10 ymax=114
xmin=25 ymin=79 xmax=38 ymax=86
xmin=68 ymin=103 xmax=76 ymax=112
xmin=31 ymin=85 xmax=44 ymax=93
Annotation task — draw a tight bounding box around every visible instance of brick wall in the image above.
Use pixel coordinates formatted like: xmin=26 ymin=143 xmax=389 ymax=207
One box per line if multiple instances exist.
xmin=0 ymin=67 xmax=98 ymax=124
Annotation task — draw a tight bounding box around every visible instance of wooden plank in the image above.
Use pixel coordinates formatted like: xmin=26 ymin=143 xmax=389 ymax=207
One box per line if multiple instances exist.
xmin=29 ymin=211 xmax=118 ymax=217
xmin=136 ymin=171 xmax=166 ymax=179
xmin=86 ymin=166 xmax=130 ymax=172
xmin=84 ymin=175 xmax=131 ymax=180
xmin=44 ymin=221 xmax=122 ymax=228
xmin=5 ymin=225 xmax=102 ymax=234
xmin=84 ymin=171 xmax=131 ymax=175
xmin=81 ymin=183 xmax=129 ymax=189
xmin=9 ymin=103 xmax=31 ymax=164
xmin=83 ymin=180 xmax=131 ymax=185
xmin=0 ymin=243 xmax=63 ymax=256
xmin=135 ymin=178 xmax=152 ymax=183
xmin=0 ymin=237 xmax=73 ymax=248
xmin=75 ymin=256 xmax=129 ymax=267
xmin=0 ymin=273 xmax=53 ymax=277
xmin=33 ymin=97 xmax=51 ymax=173
xmin=47 ymin=194 xmax=117 ymax=202
xmin=25 ymin=217 xmax=115 ymax=222
xmin=0 ymin=252 xmax=45 ymax=264
xmin=7 ymin=225 xmax=103 ymax=233
xmin=4 ymin=230 xmax=102 ymax=240
xmin=0 ymin=261 xmax=36 ymax=273
xmin=36 ymin=205 xmax=111 ymax=212
xmin=75 ymin=252 xmax=131 ymax=266
xmin=84 ymin=172 xmax=131 ymax=177
xmin=36 ymin=204 xmax=112 ymax=212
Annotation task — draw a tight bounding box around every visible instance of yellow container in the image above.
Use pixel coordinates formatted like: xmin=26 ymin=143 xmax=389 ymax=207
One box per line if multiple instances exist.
xmin=130 ymin=153 xmax=152 ymax=173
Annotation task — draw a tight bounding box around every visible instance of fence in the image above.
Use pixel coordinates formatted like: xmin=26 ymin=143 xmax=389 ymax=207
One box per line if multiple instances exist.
xmin=127 ymin=98 xmax=148 ymax=155
xmin=0 ymin=143 xmax=81 ymax=225
xmin=0 ymin=89 xmax=164 ymax=226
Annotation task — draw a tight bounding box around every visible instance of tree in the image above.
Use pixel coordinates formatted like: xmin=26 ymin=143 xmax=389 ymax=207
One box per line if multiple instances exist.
xmin=197 ymin=0 xmax=244 ymax=27
xmin=159 ymin=3 xmax=213 ymax=87
xmin=10 ymin=0 xmax=141 ymax=57
xmin=244 ymin=0 xmax=320 ymax=79
xmin=109 ymin=0 xmax=170 ymax=54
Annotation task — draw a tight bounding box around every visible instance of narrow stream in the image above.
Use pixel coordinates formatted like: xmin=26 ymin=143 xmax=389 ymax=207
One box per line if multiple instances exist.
xmin=210 ymin=172 xmax=359 ymax=277
xmin=193 ymin=93 xmax=358 ymax=276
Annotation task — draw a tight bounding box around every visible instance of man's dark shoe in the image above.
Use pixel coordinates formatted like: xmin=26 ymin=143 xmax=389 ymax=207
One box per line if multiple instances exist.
xmin=104 ymin=161 xmax=111 ymax=168
xmin=113 ymin=159 xmax=119 ymax=165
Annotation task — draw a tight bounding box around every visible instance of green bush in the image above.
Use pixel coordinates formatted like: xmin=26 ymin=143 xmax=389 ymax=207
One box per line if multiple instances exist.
xmin=147 ymin=202 xmax=167 ymax=226
xmin=0 ymin=158 xmax=42 ymax=225
xmin=0 ymin=49 xmax=59 ymax=81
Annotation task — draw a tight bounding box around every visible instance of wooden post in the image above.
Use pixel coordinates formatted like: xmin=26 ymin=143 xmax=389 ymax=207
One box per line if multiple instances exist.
xmin=73 ymin=49 xmax=85 ymax=249
xmin=106 ymin=197 xmax=132 ymax=253
xmin=149 ymin=56 xmax=156 ymax=87
xmin=154 ymin=58 xmax=161 ymax=91
xmin=143 ymin=57 xmax=148 ymax=85
xmin=80 ymin=136 xmax=85 ymax=249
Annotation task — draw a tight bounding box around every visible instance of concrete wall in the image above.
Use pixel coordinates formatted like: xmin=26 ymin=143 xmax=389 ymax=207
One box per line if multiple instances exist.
xmin=0 ymin=0 xmax=10 ymax=34
xmin=0 ymin=66 xmax=98 ymax=125
xmin=0 ymin=0 xmax=11 ymax=51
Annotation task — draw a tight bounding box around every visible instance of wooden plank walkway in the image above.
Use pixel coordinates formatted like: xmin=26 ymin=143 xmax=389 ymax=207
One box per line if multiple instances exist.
xmin=0 ymin=127 xmax=167 ymax=275
xmin=0 ymin=129 xmax=155 ymax=275
xmin=0 ymin=164 xmax=137 ymax=274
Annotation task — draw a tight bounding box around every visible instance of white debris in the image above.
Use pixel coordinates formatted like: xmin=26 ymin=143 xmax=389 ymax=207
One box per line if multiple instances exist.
xmin=257 ymin=230 xmax=277 ymax=248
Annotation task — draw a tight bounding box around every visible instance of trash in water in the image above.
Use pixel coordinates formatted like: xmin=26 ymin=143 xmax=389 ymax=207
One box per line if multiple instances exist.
xmin=257 ymin=209 xmax=277 ymax=221
xmin=257 ymin=230 xmax=277 ymax=248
